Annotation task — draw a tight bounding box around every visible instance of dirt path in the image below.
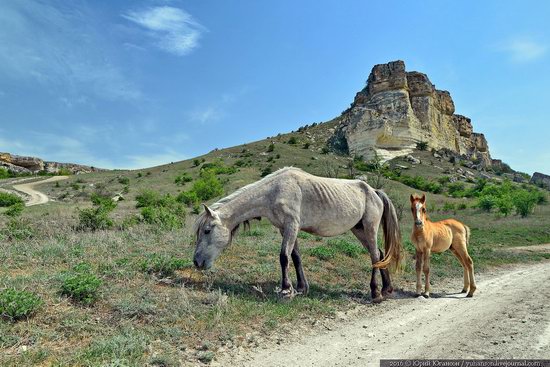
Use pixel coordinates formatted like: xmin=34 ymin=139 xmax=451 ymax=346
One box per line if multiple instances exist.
xmin=12 ymin=176 xmax=68 ymax=206
xmin=218 ymin=261 xmax=550 ymax=366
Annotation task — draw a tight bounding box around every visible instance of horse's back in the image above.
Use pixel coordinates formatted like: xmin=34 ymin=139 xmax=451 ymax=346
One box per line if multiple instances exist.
xmin=439 ymin=219 xmax=469 ymax=246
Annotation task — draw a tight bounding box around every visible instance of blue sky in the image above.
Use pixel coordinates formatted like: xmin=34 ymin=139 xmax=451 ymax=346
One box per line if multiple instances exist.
xmin=0 ymin=1 xmax=549 ymax=174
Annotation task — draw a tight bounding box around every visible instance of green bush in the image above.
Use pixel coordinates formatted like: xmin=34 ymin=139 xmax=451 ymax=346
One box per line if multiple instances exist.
xmin=0 ymin=168 xmax=11 ymax=179
xmin=447 ymin=182 xmax=466 ymax=198
xmin=177 ymin=191 xmax=199 ymax=206
xmin=442 ymin=202 xmax=456 ymax=211
xmin=200 ymin=160 xmax=237 ymax=175
xmin=287 ymin=137 xmax=298 ymax=145
xmin=141 ymin=205 xmax=185 ymax=230
xmin=60 ymin=263 xmax=102 ymax=305
xmin=513 ymin=191 xmax=538 ymax=217
xmin=261 ymin=166 xmax=273 ymax=177
xmin=77 ymin=198 xmax=115 ymax=231
xmin=0 ymin=192 xmax=23 ymax=207
xmin=267 ymin=143 xmax=275 ymax=152
xmin=398 ymin=175 xmax=442 ymax=194
xmin=118 ymin=177 xmax=130 ymax=185
xmin=327 ymin=239 xmax=364 ymax=258
xmin=477 ymin=195 xmax=496 ymax=212
xmin=193 ymin=159 xmax=201 ymax=167
xmin=416 ymin=141 xmax=429 ymax=151
xmin=191 ymin=171 xmax=223 ymax=201
xmin=0 ymin=288 xmax=42 ymax=321
xmin=495 ymin=195 xmax=514 ymax=216
xmin=4 ymin=202 xmax=24 ymax=217
xmin=139 ymin=254 xmax=191 ymax=278
xmin=308 ymin=246 xmax=336 ymax=261
xmin=174 ymin=173 xmax=193 ymax=185
xmin=90 ymin=193 xmax=117 ymax=211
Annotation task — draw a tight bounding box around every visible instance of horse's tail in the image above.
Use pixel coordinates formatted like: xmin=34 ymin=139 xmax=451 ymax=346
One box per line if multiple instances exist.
xmin=464 ymin=224 xmax=471 ymax=246
xmin=373 ymin=190 xmax=403 ymax=272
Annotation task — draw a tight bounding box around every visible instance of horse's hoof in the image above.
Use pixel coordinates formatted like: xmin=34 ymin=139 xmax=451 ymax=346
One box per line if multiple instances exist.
xmin=382 ymin=287 xmax=394 ymax=297
xmin=466 ymin=292 xmax=474 ymax=298
xmin=296 ymin=283 xmax=309 ymax=296
xmin=277 ymin=288 xmax=296 ymax=300
xmin=422 ymin=293 xmax=430 ymax=298
xmin=372 ymin=296 xmax=384 ymax=304
xmin=461 ymin=288 xmax=468 ymax=294
xmin=415 ymin=293 xmax=423 ymax=298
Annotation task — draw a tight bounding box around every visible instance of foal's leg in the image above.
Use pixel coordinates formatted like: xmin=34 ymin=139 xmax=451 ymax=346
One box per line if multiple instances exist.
xmin=422 ymin=250 xmax=431 ymax=297
xmin=452 ymin=240 xmax=477 ymax=297
xmin=351 ymin=228 xmax=383 ymax=304
xmin=450 ymin=246 xmax=469 ymax=293
xmin=278 ymin=222 xmax=299 ymax=298
xmin=415 ymin=250 xmax=424 ymax=297
xmin=291 ymin=240 xmax=309 ymax=295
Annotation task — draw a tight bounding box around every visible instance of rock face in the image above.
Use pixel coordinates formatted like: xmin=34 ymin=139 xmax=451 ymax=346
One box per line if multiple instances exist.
xmin=329 ymin=60 xmax=492 ymax=166
xmin=0 ymin=152 xmax=104 ymax=175
xmin=531 ymin=172 xmax=550 ymax=190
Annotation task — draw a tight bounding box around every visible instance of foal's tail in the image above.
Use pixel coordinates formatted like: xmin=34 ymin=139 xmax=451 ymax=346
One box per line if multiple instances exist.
xmin=373 ymin=190 xmax=403 ymax=272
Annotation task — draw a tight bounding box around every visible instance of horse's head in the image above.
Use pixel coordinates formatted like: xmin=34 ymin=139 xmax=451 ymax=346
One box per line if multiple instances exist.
xmin=410 ymin=194 xmax=427 ymax=227
xmin=193 ymin=205 xmax=232 ymax=270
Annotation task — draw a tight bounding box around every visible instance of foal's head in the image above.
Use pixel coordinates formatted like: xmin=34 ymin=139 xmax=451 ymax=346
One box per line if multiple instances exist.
xmin=192 ymin=205 xmax=232 ymax=270
xmin=410 ymin=194 xmax=427 ymax=227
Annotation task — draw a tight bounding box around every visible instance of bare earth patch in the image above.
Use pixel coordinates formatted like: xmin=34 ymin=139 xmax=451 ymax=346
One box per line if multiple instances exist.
xmin=215 ymin=261 xmax=550 ymax=366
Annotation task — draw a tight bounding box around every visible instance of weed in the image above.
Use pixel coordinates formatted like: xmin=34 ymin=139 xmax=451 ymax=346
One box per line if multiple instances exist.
xmin=327 ymin=239 xmax=364 ymax=258
xmin=0 ymin=192 xmax=23 ymax=207
xmin=60 ymin=263 xmax=102 ymax=305
xmin=0 ymin=288 xmax=42 ymax=321
xmin=139 ymin=254 xmax=191 ymax=278
xmin=308 ymin=246 xmax=336 ymax=261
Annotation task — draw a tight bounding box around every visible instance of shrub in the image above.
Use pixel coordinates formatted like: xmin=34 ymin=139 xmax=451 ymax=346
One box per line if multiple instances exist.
xmin=496 ymin=195 xmax=514 ymax=216
xmin=60 ymin=263 xmax=102 ymax=305
xmin=327 ymin=239 xmax=364 ymax=258
xmin=267 ymin=143 xmax=275 ymax=152
xmin=447 ymin=182 xmax=466 ymax=198
xmin=513 ymin=191 xmax=538 ymax=217
xmin=200 ymin=160 xmax=237 ymax=175
xmin=4 ymin=202 xmax=24 ymax=217
xmin=118 ymin=177 xmax=130 ymax=185
xmin=77 ymin=206 xmax=114 ymax=231
xmin=139 ymin=254 xmax=191 ymax=278
xmin=174 ymin=173 xmax=193 ymax=185
xmin=302 ymin=142 xmax=310 ymax=149
xmin=287 ymin=137 xmax=298 ymax=145
xmin=457 ymin=203 xmax=468 ymax=210
xmin=416 ymin=141 xmax=428 ymax=151
xmin=141 ymin=205 xmax=185 ymax=230
xmin=321 ymin=146 xmax=330 ymax=154
xmin=193 ymin=159 xmax=201 ymax=167
xmin=177 ymin=191 xmax=199 ymax=206
xmin=0 ymin=288 xmax=42 ymax=321
xmin=0 ymin=192 xmax=23 ymax=207
xmin=308 ymin=246 xmax=336 ymax=261
xmin=90 ymin=193 xmax=117 ymax=211
xmin=0 ymin=168 xmax=11 ymax=179
xmin=191 ymin=171 xmax=223 ymax=201
xmin=477 ymin=195 xmax=496 ymax=212
xmin=261 ymin=166 xmax=273 ymax=177
xmin=442 ymin=202 xmax=456 ymax=211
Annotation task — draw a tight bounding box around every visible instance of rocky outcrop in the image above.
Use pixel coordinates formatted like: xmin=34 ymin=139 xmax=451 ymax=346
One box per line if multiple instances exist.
xmin=329 ymin=60 xmax=492 ymax=166
xmin=531 ymin=172 xmax=550 ymax=190
xmin=0 ymin=152 xmax=104 ymax=175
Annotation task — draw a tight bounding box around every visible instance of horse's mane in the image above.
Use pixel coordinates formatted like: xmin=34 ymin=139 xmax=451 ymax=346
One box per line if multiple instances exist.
xmin=193 ymin=166 xmax=301 ymax=237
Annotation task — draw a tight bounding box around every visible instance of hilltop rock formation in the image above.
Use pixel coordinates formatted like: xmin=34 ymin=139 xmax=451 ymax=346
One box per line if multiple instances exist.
xmin=329 ymin=60 xmax=492 ymax=166
xmin=0 ymin=152 xmax=104 ymax=175
xmin=531 ymin=172 xmax=550 ymax=190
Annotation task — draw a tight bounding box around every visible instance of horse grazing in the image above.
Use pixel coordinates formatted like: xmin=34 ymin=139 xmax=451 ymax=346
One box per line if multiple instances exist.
xmin=192 ymin=167 xmax=403 ymax=303
xmin=410 ymin=194 xmax=476 ymax=298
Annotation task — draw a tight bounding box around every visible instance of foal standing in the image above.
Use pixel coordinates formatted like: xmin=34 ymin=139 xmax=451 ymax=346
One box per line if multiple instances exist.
xmin=410 ymin=194 xmax=476 ymax=298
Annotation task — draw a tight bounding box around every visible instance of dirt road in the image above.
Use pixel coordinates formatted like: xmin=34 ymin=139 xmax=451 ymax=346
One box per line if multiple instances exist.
xmin=12 ymin=176 xmax=68 ymax=206
xmin=218 ymin=261 xmax=550 ymax=366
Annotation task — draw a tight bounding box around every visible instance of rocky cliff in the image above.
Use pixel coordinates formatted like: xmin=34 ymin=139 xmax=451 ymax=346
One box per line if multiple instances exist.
xmin=531 ymin=172 xmax=550 ymax=190
xmin=0 ymin=152 xmax=104 ymax=175
xmin=329 ymin=60 xmax=492 ymax=166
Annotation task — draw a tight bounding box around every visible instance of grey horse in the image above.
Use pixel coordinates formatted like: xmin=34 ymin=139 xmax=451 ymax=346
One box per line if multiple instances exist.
xmin=193 ymin=167 xmax=402 ymax=303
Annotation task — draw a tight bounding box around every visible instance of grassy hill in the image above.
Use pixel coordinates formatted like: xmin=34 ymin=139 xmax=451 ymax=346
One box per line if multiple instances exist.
xmin=1 ymin=119 xmax=549 ymax=366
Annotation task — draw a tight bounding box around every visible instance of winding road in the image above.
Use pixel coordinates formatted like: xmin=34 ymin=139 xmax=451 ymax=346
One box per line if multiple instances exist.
xmin=11 ymin=176 xmax=68 ymax=206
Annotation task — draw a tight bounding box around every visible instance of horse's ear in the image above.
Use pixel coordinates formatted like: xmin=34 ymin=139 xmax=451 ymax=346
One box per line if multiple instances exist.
xmin=420 ymin=194 xmax=426 ymax=204
xmin=203 ymin=204 xmax=215 ymax=217
xmin=410 ymin=194 xmax=415 ymax=203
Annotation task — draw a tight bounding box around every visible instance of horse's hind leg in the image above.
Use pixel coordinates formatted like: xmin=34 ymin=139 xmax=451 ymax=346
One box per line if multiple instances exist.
xmin=351 ymin=227 xmax=384 ymax=304
xmin=291 ymin=240 xmax=309 ymax=295
xmin=450 ymin=246 xmax=469 ymax=293
xmin=378 ymin=249 xmax=393 ymax=296
xmin=422 ymin=250 xmax=431 ymax=298
xmin=453 ymin=242 xmax=476 ymax=297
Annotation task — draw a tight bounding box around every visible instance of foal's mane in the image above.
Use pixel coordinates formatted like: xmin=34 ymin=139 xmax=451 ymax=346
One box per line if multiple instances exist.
xmin=193 ymin=167 xmax=300 ymax=237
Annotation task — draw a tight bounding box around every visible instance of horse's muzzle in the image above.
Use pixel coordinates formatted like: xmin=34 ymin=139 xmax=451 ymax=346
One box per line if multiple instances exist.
xmin=415 ymin=220 xmax=424 ymax=227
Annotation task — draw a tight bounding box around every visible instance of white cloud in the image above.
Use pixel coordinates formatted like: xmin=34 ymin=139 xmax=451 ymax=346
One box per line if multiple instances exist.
xmin=122 ymin=6 xmax=204 ymax=56
xmin=498 ymin=37 xmax=547 ymax=63
xmin=0 ymin=1 xmax=141 ymax=101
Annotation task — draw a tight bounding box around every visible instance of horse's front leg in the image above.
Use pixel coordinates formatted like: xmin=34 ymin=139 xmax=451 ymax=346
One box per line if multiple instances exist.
xmin=415 ymin=250 xmax=424 ymax=297
xmin=291 ymin=240 xmax=309 ymax=295
xmin=278 ymin=222 xmax=299 ymax=299
xmin=422 ymin=250 xmax=431 ymax=298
